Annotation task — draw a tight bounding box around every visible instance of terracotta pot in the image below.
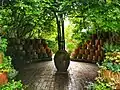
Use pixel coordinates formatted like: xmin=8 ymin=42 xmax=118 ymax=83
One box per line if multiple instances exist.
xmin=95 ymin=50 xmax=100 ymax=56
xmin=0 ymin=52 xmax=3 ymax=64
xmin=41 ymin=47 xmax=46 ymax=53
xmin=86 ymin=40 xmax=90 ymax=44
xmin=74 ymin=48 xmax=80 ymax=55
xmin=79 ymin=49 xmax=85 ymax=54
xmin=82 ymin=54 xmax=87 ymax=59
xmin=87 ymin=55 xmax=93 ymax=61
xmin=43 ymin=43 xmax=48 ymax=48
xmin=100 ymin=39 xmax=103 ymax=46
xmin=0 ymin=72 xmax=8 ymax=85
xmin=82 ymin=44 xmax=87 ymax=49
xmin=46 ymin=47 xmax=51 ymax=54
xmin=87 ymin=44 xmax=92 ymax=49
xmin=93 ymin=56 xmax=97 ymax=61
xmin=90 ymin=40 xmax=95 ymax=45
xmin=38 ymin=44 xmax=43 ymax=49
xmin=100 ymin=50 xmax=104 ymax=57
xmin=95 ymin=39 xmax=100 ymax=46
xmin=78 ymin=45 xmax=82 ymax=49
xmin=77 ymin=54 xmax=82 ymax=59
xmin=71 ymin=52 xmax=77 ymax=59
xmin=85 ymin=49 xmax=90 ymax=55
xmin=98 ymin=56 xmax=101 ymax=61
xmin=89 ymin=40 xmax=93 ymax=45
xmin=37 ymin=49 xmax=41 ymax=54
xmin=48 ymin=52 xmax=52 ymax=57
xmin=90 ymin=49 xmax=94 ymax=56
xmin=37 ymin=39 xmax=41 ymax=44
xmin=92 ymin=45 xmax=96 ymax=50
xmin=97 ymin=45 xmax=101 ymax=51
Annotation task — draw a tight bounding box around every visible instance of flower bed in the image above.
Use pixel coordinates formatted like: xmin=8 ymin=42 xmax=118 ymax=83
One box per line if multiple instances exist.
xmin=88 ymin=52 xmax=120 ymax=90
xmin=0 ymin=38 xmax=24 ymax=89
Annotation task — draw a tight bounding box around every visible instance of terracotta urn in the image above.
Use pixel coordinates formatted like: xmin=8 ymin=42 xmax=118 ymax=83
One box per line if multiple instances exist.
xmin=54 ymin=50 xmax=70 ymax=72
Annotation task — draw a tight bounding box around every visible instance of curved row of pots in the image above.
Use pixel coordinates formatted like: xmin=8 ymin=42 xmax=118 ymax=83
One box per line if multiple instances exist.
xmin=71 ymin=39 xmax=104 ymax=63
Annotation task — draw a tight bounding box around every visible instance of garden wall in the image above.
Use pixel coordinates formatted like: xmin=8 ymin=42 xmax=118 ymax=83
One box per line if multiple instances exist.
xmin=6 ymin=38 xmax=52 ymax=69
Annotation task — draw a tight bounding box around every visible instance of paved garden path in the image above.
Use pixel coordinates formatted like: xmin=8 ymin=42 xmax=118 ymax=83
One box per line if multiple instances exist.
xmin=18 ymin=61 xmax=99 ymax=90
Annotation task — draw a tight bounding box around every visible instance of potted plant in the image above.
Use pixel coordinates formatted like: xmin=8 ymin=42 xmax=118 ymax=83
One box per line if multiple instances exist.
xmin=0 ymin=71 xmax=8 ymax=86
xmin=0 ymin=56 xmax=17 ymax=85
xmin=87 ymin=76 xmax=113 ymax=90
xmin=0 ymin=80 xmax=24 ymax=90
xmin=98 ymin=52 xmax=120 ymax=89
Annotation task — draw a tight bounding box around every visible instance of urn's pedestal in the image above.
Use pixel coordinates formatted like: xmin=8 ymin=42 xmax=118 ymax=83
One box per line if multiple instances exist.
xmin=54 ymin=50 xmax=70 ymax=72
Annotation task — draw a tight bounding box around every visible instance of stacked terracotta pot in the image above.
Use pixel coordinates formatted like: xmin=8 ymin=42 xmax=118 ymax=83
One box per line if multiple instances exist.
xmin=0 ymin=72 xmax=8 ymax=86
xmin=6 ymin=38 xmax=52 ymax=65
xmin=71 ymin=39 xmax=104 ymax=63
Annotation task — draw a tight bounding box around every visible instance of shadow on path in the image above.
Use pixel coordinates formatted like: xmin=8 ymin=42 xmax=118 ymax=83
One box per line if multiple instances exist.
xmin=17 ymin=61 xmax=99 ymax=90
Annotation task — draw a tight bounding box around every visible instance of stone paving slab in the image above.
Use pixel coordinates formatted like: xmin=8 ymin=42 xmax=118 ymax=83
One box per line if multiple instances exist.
xmin=17 ymin=61 xmax=99 ymax=90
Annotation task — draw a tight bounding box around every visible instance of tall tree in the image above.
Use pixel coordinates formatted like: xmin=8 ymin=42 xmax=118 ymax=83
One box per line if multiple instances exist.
xmin=0 ymin=0 xmax=56 ymax=38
